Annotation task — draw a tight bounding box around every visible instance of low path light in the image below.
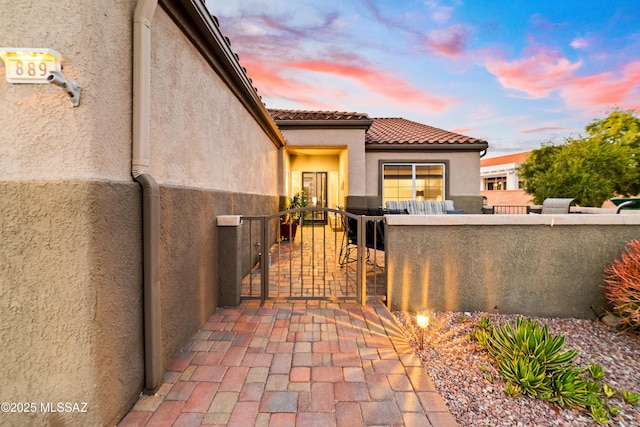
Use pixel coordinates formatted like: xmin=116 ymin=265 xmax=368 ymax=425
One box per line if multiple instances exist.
xmin=416 ymin=308 xmax=430 ymax=350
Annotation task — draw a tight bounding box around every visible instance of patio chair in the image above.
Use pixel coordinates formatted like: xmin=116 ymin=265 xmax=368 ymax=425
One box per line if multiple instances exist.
xmin=539 ymin=198 xmax=574 ymax=214
xmin=338 ymin=208 xmax=406 ymax=266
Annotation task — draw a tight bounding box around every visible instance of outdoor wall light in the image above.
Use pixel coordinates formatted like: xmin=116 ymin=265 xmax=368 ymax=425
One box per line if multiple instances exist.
xmin=416 ymin=308 xmax=430 ymax=350
xmin=0 ymin=48 xmax=81 ymax=106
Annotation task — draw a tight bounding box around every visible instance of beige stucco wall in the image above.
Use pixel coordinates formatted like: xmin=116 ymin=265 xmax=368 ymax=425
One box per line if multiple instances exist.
xmin=0 ymin=1 xmax=134 ymax=181
xmin=159 ymin=188 xmax=277 ymax=367
xmin=1 ymin=1 xmax=140 ymax=425
xmin=290 ymin=153 xmax=340 ymax=172
xmin=1 ymin=1 xmax=282 ymax=425
xmin=385 ymin=214 xmax=640 ymax=319
xmin=364 ymin=150 xmax=483 ymax=211
xmin=150 ymin=10 xmax=278 ymax=194
xmin=365 ymin=150 xmax=481 ymax=198
xmin=0 ymin=181 xmax=143 ymax=427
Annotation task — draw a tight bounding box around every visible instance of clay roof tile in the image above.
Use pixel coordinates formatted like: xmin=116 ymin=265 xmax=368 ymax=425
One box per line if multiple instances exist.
xmin=366 ymin=118 xmax=487 ymax=146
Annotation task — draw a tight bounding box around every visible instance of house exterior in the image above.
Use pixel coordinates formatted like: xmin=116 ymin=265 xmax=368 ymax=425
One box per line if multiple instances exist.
xmin=271 ymin=110 xmax=489 ymax=214
xmin=1 ymin=1 xmax=487 ymax=425
xmin=480 ymin=151 xmax=532 ymax=206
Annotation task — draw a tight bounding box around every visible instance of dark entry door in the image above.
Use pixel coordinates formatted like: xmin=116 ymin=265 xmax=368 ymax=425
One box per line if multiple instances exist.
xmin=302 ymin=172 xmax=328 ymax=224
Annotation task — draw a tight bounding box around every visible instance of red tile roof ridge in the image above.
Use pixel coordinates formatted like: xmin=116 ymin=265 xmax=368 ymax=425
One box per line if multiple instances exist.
xmin=268 ymin=108 xmax=370 ymax=121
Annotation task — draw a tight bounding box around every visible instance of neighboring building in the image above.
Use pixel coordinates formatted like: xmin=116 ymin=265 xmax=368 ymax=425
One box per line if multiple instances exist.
xmin=271 ymin=110 xmax=489 ymax=214
xmin=480 ymin=151 xmax=532 ymax=206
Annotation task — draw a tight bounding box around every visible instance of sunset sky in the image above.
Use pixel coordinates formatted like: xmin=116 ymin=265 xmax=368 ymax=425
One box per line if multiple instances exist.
xmin=205 ymin=0 xmax=640 ymax=157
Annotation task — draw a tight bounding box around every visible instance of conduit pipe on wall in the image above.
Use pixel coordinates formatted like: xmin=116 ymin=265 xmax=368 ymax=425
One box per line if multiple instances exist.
xmin=133 ymin=0 xmax=162 ymax=392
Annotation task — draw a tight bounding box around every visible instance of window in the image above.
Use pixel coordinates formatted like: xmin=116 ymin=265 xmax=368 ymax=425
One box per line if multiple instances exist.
xmin=484 ymin=176 xmax=506 ymax=190
xmin=383 ymin=163 xmax=445 ymax=205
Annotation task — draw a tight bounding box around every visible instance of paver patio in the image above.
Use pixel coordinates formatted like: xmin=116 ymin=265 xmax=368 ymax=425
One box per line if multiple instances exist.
xmin=118 ymin=299 xmax=459 ymax=426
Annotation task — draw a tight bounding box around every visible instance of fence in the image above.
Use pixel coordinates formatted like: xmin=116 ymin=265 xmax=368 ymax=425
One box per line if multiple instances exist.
xmin=229 ymin=207 xmax=387 ymax=305
xmin=483 ymin=205 xmax=529 ymax=214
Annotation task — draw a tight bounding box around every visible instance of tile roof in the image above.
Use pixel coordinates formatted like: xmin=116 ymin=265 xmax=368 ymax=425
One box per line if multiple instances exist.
xmin=481 ymin=151 xmax=530 ymax=167
xmin=268 ymin=109 xmax=371 ymax=121
xmin=267 ymin=109 xmax=488 ymax=150
xmin=365 ymin=118 xmax=488 ymax=148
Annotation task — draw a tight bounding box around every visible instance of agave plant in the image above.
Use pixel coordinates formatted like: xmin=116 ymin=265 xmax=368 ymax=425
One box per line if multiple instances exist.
xmin=548 ymin=368 xmax=596 ymax=409
xmin=588 ymin=363 xmax=605 ymax=380
xmin=470 ymin=316 xmax=616 ymax=423
xmin=622 ymin=390 xmax=640 ymax=405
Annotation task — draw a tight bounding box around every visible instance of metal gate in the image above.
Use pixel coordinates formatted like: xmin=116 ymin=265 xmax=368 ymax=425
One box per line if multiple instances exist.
xmin=240 ymin=207 xmax=386 ymax=305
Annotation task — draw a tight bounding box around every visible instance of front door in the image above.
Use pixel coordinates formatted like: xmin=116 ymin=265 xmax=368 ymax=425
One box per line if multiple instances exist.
xmin=302 ymin=172 xmax=328 ymax=224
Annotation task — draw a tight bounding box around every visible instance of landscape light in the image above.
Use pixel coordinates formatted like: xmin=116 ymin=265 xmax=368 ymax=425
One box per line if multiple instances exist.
xmin=416 ymin=308 xmax=430 ymax=350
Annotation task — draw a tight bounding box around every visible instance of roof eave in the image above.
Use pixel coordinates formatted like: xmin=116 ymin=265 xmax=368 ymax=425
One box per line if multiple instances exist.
xmin=365 ymin=142 xmax=489 ymax=152
xmin=274 ymin=119 xmax=374 ymax=131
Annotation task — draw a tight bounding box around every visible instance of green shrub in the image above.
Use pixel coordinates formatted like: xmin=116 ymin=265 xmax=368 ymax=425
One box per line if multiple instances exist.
xmin=471 ymin=316 xmax=639 ymax=424
xmin=602 ymin=239 xmax=640 ymax=335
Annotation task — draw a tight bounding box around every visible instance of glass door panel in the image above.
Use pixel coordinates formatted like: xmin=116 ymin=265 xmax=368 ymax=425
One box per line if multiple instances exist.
xmin=302 ymin=172 xmax=327 ymax=224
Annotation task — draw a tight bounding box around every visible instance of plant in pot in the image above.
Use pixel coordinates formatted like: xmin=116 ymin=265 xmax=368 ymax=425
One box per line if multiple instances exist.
xmin=280 ymin=191 xmax=308 ymax=241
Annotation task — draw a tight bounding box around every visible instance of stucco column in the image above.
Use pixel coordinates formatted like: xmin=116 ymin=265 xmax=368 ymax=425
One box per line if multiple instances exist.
xmin=217 ymin=215 xmax=243 ymax=307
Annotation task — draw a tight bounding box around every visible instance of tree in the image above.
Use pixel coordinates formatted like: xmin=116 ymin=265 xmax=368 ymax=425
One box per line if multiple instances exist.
xmin=518 ymin=109 xmax=640 ymax=206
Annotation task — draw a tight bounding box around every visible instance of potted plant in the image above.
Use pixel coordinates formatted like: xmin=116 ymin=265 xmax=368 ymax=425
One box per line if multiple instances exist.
xmin=280 ymin=191 xmax=308 ymax=241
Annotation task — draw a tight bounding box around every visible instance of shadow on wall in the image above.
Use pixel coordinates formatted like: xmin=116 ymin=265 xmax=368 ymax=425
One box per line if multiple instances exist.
xmin=385 ymin=221 xmax=639 ymax=318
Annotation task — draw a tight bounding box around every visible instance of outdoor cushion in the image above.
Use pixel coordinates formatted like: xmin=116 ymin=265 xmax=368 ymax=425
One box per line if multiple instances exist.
xmin=386 ymin=200 xmax=455 ymax=215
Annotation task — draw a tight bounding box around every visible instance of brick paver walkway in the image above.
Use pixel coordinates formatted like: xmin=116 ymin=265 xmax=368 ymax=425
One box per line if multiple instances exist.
xmin=118 ymin=299 xmax=458 ymax=426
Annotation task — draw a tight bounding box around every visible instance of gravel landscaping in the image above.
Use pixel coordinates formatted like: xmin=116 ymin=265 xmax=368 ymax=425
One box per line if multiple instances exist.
xmin=393 ymin=311 xmax=640 ymax=427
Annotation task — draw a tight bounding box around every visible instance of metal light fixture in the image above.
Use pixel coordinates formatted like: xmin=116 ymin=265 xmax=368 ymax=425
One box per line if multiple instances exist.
xmin=416 ymin=308 xmax=430 ymax=350
xmin=0 ymin=48 xmax=81 ymax=106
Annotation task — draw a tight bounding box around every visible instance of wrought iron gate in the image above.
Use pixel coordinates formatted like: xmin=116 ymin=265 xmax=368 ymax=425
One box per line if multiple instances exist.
xmin=240 ymin=207 xmax=386 ymax=305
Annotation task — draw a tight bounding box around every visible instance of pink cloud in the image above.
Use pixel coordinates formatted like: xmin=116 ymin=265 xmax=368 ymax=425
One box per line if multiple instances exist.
xmin=288 ymin=57 xmax=455 ymax=113
xmin=561 ymin=61 xmax=640 ymax=109
xmin=486 ymin=46 xmax=640 ymax=111
xmin=426 ymin=0 xmax=454 ymax=23
xmin=450 ymin=126 xmax=470 ymax=135
xmin=520 ymin=127 xmax=573 ymax=134
xmin=485 ymin=47 xmax=582 ymax=98
xmin=241 ymin=59 xmax=343 ymax=108
xmin=423 ymin=25 xmax=470 ymax=57
xmin=570 ymin=37 xmax=588 ymax=49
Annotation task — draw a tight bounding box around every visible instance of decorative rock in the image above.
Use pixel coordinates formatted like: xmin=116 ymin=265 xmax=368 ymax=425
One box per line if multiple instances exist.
xmin=601 ymin=314 xmax=622 ymax=329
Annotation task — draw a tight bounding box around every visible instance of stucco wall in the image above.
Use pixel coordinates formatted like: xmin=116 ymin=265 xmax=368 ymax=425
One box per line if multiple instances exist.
xmin=1 ymin=1 xmax=141 ymax=425
xmin=385 ymin=215 xmax=640 ymax=318
xmin=0 ymin=1 xmax=134 ymax=181
xmin=365 ymin=151 xmax=482 ymax=200
xmin=0 ymin=181 xmax=143 ymax=427
xmin=150 ymin=9 xmax=279 ymax=194
xmin=159 ymin=187 xmax=278 ymax=364
xmin=1 ymin=1 xmax=283 ymax=426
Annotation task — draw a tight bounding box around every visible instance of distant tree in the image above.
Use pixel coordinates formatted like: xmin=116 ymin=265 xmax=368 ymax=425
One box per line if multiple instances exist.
xmin=583 ymin=108 xmax=640 ymax=196
xmin=517 ymin=144 xmax=563 ymax=203
xmin=518 ymin=109 xmax=640 ymax=206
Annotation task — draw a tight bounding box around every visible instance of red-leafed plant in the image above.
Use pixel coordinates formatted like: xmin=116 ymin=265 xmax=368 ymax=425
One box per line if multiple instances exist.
xmin=602 ymin=239 xmax=640 ymax=335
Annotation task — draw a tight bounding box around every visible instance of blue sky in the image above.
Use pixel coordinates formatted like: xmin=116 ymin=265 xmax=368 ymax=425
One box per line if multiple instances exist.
xmin=205 ymin=0 xmax=640 ymax=157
